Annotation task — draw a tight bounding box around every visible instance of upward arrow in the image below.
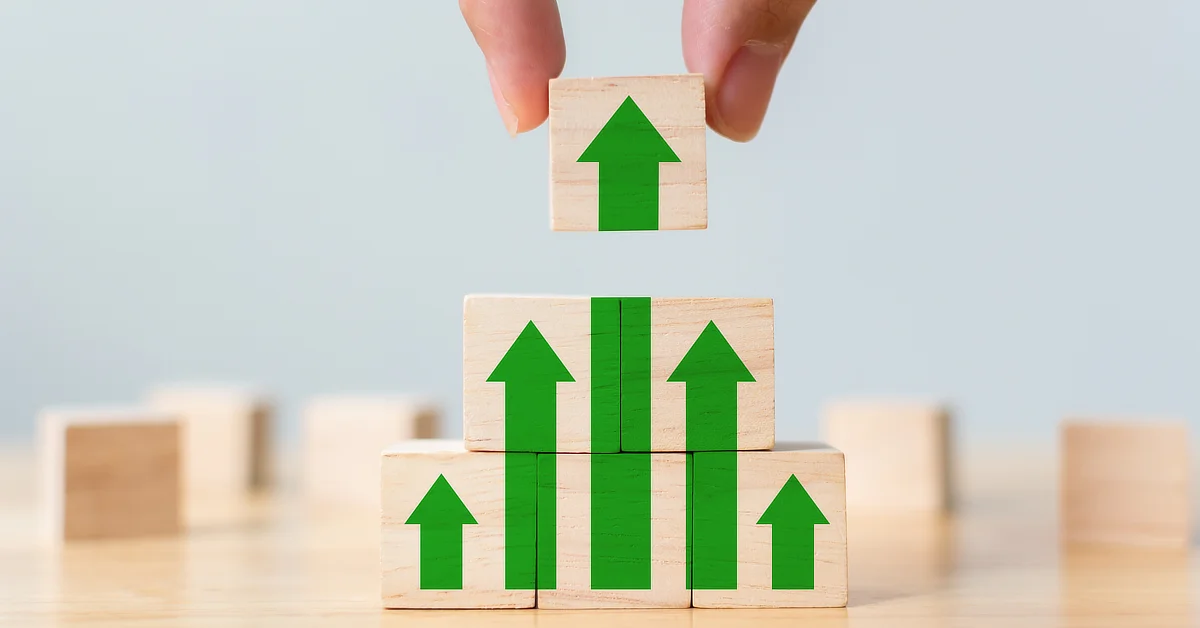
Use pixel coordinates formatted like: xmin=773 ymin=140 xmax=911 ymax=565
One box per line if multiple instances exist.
xmin=578 ymin=96 xmax=680 ymax=231
xmin=757 ymin=475 xmax=830 ymax=590
xmin=668 ymin=321 xmax=754 ymax=451
xmin=675 ymin=322 xmax=754 ymax=590
xmin=487 ymin=321 xmax=572 ymax=591
xmin=405 ymin=475 xmax=477 ymax=590
xmin=488 ymin=321 xmax=574 ymax=452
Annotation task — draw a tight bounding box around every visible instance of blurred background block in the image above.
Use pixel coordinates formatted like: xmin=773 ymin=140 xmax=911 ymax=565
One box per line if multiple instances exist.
xmin=821 ymin=399 xmax=953 ymax=513
xmin=1059 ymin=419 xmax=1190 ymax=548
xmin=146 ymin=384 xmax=273 ymax=503
xmin=38 ymin=406 xmax=180 ymax=542
xmin=303 ymin=395 xmax=439 ymax=508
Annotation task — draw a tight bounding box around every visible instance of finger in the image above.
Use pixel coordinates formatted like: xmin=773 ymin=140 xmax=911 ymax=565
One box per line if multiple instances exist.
xmin=682 ymin=0 xmax=816 ymax=141
xmin=460 ymin=0 xmax=567 ymax=136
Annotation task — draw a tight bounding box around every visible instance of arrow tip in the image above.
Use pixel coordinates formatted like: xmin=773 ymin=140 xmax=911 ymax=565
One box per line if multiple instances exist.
xmin=667 ymin=321 xmax=755 ymax=383
xmin=406 ymin=474 xmax=477 ymax=525
xmin=578 ymin=96 xmax=681 ymax=164
xmin=758 ymin=475 xmax=828 ymax=525
xmin=487 ymin=321 xmax=575 ymax=384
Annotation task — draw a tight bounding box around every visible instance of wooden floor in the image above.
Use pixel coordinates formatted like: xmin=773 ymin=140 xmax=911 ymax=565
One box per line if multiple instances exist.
xmin=0 ymin=444 xmax=1195 ymax=627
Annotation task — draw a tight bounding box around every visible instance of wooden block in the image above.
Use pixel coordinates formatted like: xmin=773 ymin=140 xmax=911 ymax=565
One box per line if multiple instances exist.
xmin=691 ymin=443 xmax=847 ymax=608
xmin=549 ymin=74 xmax=706 ymax=232
xmin=38 ymin=406 xmax=181 ymax=542
xmin=1060 ymin=419 xmax=1190 ymax=548
xmin=303 ymin=395 xmax=440 ymax=507
xmin=381 ymin=439 xmax=535 ymax=609
xmin=821 ymin=400 xmax=953 ymax=513
xmin=146 ymin=384 xmax=273 ymax=496
xmin=537 ymin=453 xmax=689 ymax=609
xmin=464 ymin=295 xmax=614 ymax=453
xmin=642 ymin=297 xmax=773 ymax=452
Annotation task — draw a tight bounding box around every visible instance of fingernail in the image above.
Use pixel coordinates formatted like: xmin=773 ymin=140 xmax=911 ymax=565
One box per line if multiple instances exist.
xmin=487 ymin=62 xmax=519 ymax=137
xmin=715 ymin=41 xmax=785 ymax=141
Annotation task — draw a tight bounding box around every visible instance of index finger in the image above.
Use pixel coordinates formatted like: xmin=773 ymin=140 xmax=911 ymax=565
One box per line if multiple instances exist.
xmin=460 ymin=0 xmax=567 ymax=136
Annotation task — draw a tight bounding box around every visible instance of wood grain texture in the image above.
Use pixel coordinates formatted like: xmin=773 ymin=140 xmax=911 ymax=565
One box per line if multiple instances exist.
xmin=303 ymin=395 xmax=440 ymax=508
xmin=549 ymin=75 xmax=706 ymax=231
xmin=146 ymin=385 xmax=273 ymax=502
xmin=538 ymin=454 xmax=689 ymax=609
xmin=1060 ymin=419 xmax=1191 ymax=547
xmin=691 ymin=443 xmax=847 ymax=609
xmin=381 ymin=439 xmax=534 ymax=609
xmin=38 ymin=407 xmax=181 ymax=542
xmin=646 ymin=298 xmax=774 ymax=452
xmin=821 ymin=400 xmax=953 ymax=513
xmin=463 ymin=296 xmax=597 ymax=452
xmin=1 ymin=445 xmax=1198 ymax=625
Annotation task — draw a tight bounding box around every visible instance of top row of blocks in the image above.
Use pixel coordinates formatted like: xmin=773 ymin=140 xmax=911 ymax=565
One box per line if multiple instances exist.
xmin=550 ymin=74 xmax=706 ymax=231
xmin=463 ymin=295 xmax=773 ymax=453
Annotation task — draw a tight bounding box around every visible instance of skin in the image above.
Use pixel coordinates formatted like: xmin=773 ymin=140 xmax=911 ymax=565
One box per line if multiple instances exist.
xmin=460 ymin=0 xmax=817 ymax=142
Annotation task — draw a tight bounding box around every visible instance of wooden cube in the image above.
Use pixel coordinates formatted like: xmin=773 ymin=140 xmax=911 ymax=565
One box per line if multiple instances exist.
xmin=821 ymin=400 xmax=953 ymax=513
xmin=642 ymin=297 xmax=773 ymax=452
xmin=691 ymin=443 xmax=847 ymax=608
xmin=39 ymin=407 xmax=181 ymax=542
xmin=381 ymin=439 xmax=536 ymax=609
xmin=464 ymin=295 xmax=773 ymax=454
xmin=146 ymin=384 xmax=273 ymax=496
xmin=537 ymin=453 xmax=689 ymax=609
xmin=549 ymin=74 xmax=706 ymax=231
xmin=303 ymin=395 xmax=440 ymax=507
xmin=464 ymin=295 xmax=616 ymax=453
xmin=1060 ymin=420 xmax=1190 ymax=548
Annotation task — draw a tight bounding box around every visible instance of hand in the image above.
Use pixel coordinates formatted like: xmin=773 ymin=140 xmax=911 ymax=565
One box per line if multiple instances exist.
xmin=460 ymin=0 xmax=817 ymax=142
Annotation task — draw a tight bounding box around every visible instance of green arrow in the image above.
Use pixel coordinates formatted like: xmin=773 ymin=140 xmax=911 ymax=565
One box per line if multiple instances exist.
xmin=578 ymin=96 xmax=680 ymax=231
xmin=676 ymin=324 xmax=753 ymax=590
xmin=757 ymin=475 xmax=829 ymax=590
xmin=405 ymin=474 xmax=477 ymax=590
xmin=488 ymin=322 xmax=572 ymax=590
xmin=488 ymin=320 xmax=574 ymax=453
xmin=668 ymin=321 xmax=755 ymax=451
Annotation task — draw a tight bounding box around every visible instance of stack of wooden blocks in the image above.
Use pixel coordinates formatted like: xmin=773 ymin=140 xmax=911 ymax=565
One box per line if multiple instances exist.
xmin=381 ymin=297 xmax=848 ymax=608
xmin=380 ymin=74 xmax=849 ymax=609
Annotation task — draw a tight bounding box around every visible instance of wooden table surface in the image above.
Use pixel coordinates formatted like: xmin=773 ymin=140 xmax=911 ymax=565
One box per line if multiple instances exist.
xmin=0 ymin=444 xmax=1196 ymax=627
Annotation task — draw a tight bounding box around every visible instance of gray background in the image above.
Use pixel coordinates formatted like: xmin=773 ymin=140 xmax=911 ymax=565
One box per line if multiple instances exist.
xmin=1 ymin=1 xmax=1198 ymax=445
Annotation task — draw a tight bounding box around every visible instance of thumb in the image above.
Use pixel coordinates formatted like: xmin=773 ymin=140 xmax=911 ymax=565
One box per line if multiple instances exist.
xmin=682 ymin=0 xmax=817 ymax=141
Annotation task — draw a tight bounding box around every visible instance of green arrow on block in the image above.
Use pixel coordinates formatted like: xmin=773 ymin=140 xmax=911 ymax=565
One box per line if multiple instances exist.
xmin=676 ymin=322 xmax=754 ymax=590
xmin=757 ymin=475 xmax=830 ymax=590
xmin=488 ymin=321 xmax=573 ymax=590
xmin=578 ymin=96 xmax=680 ymax=231
xmin=406 ymin=475 xmax=477 ymax=590
xmin=669 ymin=321 xmax=755 ymax=451
xmin=488 ymin=321 xmax=574 ymax=453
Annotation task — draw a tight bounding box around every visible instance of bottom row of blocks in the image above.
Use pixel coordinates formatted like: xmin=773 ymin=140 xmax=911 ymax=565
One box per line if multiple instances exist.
xmin=381 ymin=440 xmax=848 ymax=609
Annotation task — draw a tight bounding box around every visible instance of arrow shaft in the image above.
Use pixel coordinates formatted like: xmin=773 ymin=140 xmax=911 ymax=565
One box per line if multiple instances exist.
xmin=504 ymin=381 xmax=557 ymax=452
xmin=419 ymin=526 xmax=465 ymax=589
xmin=504 ymin=453 xmax=537 ymax=590
xmin=597 ymin=162 xmax=660 ymax=231
xmin=689 ymin=452 xmax=738 ymax=589
xmin=537 ymin=454 xmax=557 ymax=590
xmin=771 ymin=525 xmax=816 ymax=590
xmin=591 ymin=453 xmax=652 ymax=589
xmin=591 ymin=297 xmax=622 ymax=452
xmin=619 ymin=297 xmax=653 ymax=451
xmin=685 ymin=380 xmax=739 ymax=451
